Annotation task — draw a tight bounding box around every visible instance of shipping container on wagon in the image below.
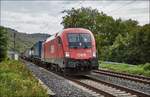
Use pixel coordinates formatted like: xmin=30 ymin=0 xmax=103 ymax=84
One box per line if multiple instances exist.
xmin=31 ymin=41 xmax=43 ymax=59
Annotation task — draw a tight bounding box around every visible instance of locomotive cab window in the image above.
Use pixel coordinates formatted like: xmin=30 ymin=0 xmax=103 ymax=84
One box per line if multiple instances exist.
xmin=80 ymin=34 xmax=91 ymax=42
xmin=68 ymin=33 xmax=92 ymax=48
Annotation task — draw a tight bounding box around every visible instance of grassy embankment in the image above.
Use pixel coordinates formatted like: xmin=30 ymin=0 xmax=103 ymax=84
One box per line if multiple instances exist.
xmin=0 ymin=60 xmax=48 ymax=97
xmin=99 ymin=61 xmax=150 ymax=77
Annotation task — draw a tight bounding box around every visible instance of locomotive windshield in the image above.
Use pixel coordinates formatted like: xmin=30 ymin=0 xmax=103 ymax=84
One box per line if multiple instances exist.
xmin=68 ymin=33 xmax=92 ymax=48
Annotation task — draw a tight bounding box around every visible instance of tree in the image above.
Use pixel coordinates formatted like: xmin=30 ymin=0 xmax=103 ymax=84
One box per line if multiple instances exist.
xmin=0 ymin=26 xmax=8 ymax=61
xmin=61 ymin=7 xmax=117 ymax=58
xmin=130 ymin=24 xmax=150 ymax=64
xmin=109 ymin=24 xmax=150 ymax=64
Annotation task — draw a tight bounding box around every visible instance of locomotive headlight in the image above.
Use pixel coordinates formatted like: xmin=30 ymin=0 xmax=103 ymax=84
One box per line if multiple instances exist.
xmin=93 ymin=52 xmax=96 ymax=57
xmin=65 ymin=52 xmax=70 ymax=57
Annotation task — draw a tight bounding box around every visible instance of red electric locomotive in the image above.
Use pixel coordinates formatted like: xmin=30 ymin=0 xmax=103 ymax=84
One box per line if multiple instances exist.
xmin=42 ymin=28 xmax=98 ymax=75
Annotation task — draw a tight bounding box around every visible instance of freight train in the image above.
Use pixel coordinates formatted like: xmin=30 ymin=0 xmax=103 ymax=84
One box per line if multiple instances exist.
xmin=22 ymin=28 xmax=98 ymax=75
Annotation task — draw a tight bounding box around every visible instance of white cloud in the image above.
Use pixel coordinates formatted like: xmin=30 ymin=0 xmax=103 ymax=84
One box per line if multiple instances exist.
xmin=0 ymin=0 xmax=149 ymax=34
xmin=1 ymin=10 xmax=63 ymax=34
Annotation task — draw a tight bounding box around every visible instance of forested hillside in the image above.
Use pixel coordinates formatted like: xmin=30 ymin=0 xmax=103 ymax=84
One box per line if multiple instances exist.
xmin=0 ymin=26 xmax=49 ymax=52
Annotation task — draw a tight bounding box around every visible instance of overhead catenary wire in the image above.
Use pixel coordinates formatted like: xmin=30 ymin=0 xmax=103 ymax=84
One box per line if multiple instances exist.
xmin=106 ymin=0 xmax=137 ymax=14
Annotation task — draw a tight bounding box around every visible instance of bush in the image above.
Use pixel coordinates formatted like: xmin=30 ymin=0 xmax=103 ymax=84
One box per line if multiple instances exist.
xmin=143 ymin=63 xmax=150 ymax=71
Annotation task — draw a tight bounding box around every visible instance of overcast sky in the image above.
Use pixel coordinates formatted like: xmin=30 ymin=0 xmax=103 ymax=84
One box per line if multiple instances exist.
xmin=1 ymin=0 xmax=149 ymax=34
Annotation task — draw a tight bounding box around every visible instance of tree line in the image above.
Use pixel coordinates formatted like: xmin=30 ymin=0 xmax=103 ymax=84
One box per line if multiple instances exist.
xmin=61 ymin=7 xmax=150 ymax=64
xmin=0 ymin=26 xmax=8 ymax=62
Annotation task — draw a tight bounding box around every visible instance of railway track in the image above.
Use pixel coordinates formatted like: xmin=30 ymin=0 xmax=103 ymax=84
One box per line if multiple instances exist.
xmin=69 ymin=77 xmax=115 ymax=97
xmin=92 ymin=69 xmax=150 ymax=85
xmin=83 ymin=75 xmax=150 ymax=97
xmin=68 ymin=76 xmax=140 ymax=97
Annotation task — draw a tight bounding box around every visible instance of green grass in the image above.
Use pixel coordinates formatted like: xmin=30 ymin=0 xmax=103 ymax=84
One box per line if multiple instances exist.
xmin=0 ymin=60 xmax=48 ymax=97
xmin=99 ymin=61 xmax=150 ymax=77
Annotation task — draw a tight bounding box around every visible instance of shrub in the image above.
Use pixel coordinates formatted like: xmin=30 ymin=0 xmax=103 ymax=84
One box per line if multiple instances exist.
xmin=143 ymin=63 xmax=150 ymax=71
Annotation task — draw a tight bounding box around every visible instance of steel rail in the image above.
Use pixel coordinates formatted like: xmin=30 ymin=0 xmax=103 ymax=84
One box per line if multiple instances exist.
xmin=85 ymin=75 xmax=150 ymax=97
xmin=98 ymin=69 xmax=150 ymax=80
xmin=67 ymin=77 xmax=116 ymax=97
xmin=92 ymin=70 xmax=150 ymax=84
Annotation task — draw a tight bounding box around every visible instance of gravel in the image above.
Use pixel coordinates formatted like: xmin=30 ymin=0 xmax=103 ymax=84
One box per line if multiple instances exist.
xmin=91 ymin=72 xmax=150 ymax=95
xmin=24 ymin=62 xmax=100 ymax=97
